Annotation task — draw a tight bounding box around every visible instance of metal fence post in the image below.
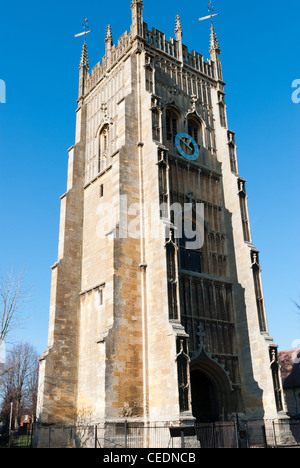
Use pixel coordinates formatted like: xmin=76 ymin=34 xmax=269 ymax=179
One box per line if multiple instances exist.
xmin=235 ymin=414 xmax=240 ymax=448
xmin=245 ymin=421 xmax=250 ymax=449
xmin=213 ymin=422 xmax=216 ymax=448
xmin=30 ymin=423 xmax=34 ymax=447
xmin=94 ymin=425 xmax=98 ymax=449
xmin=272 ymin=421 xmax=277 ymax=448
xmin=180 ymin=429 xmax=185 ymax=448
xmin=261 ymin=423 xmax=267 ymax=448
xmin=125 ymin=420 xmax=128 ymax=448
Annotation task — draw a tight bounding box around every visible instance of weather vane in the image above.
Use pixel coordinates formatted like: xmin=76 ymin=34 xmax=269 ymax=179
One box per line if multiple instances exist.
xmin=74 ymin=18 xmax=92 ymax=42
xmin=199 ymin=0 xmax=219 ymax=22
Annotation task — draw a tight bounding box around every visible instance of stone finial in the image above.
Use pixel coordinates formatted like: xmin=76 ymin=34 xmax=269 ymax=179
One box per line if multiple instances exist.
xmin=80 ymin=41 xmax=89 ymax=70
xmin=78 ymin=39 xmax=89 ymax=98
xmin=131 ymin=0 xmax=144 ymax=36
xmin=105 ymin=24 xmax=113 ymax=45
xmin=131 ymin=0 xmax=144 ymax=14
xmin=209 ymin=23 xmax=220 ymax=53
xmin=131 ymin=0 xmax=143 ymax=6
xmin=175 ymin=14 xmax=183 ymax=62
xmin=175 ymin=14 xmax=183 ymax=42
xmin=175 ymin=14 xmax=182 ymax=34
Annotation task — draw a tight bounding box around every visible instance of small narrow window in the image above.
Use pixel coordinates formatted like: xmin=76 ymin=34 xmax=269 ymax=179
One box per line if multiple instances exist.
xmin=188 ymin=118 xmax=201 ymax=145
xmin=100 ymin=184 xmax=104 ymax=198
xmin=227 ymin=131 xmax=238 ymax=174
xmin=99 ymin=125 xmax=109 ymax=173
xmin=145 ymin=64 xmax=154 ymax=93
xmin=99 ymin=289 xmax=103 ymax=306
xmin=218 ymin=93 xmax=227 ymax=128
xmin=229 ymin=143 xmax=237 ymax=173
xmin=152 ymin=108 xmax=160 ymax=141
xmin=166 ymin=240 xmax=178 ymax=320
xmin=238 ymin=179 xmax=251 ymax=242
xmin=251 ymin=251 xmax=266 ymax=332
xmin=219 ymin=104 xmax=226 ymax=128
xmin=158 ymin=161 xmax=168 ymax=217
xmin=98 ymin=284 xmax=105 ymax=306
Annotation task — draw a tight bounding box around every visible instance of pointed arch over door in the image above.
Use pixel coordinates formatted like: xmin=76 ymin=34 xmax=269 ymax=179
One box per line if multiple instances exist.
xmin=190 ymin=349 xmax=233 ymax=422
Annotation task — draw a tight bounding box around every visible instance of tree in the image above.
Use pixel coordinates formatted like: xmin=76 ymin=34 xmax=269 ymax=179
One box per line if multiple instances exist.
xmin=0 ymin=342 xmax=39 ymax=429
xmin=0 ymin=268 xmax=32 ymax=380
xmin=0 ymin=267 xmax=31 ymax=346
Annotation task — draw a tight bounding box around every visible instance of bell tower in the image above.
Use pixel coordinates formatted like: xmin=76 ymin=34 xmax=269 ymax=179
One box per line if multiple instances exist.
xmin=36 ymin=1 xmax=285 ymax=447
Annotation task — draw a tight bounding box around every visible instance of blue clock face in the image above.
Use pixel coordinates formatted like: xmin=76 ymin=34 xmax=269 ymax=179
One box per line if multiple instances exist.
xmin=175 ymin=133 xmax=200 ymax=161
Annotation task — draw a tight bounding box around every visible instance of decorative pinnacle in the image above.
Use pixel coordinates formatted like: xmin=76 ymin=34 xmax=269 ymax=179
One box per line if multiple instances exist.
xmin=209 ymin=23 xmax=220 ymax=53
xmin=80 ymin=41 xmax=89 ymax=69
xmin=175 ymin=14 xmax=182 ymax=33
xmin=105 ymin=24 xmax=112 ymax=43
xmin=131 ymin=0 xmax=143 ymax=6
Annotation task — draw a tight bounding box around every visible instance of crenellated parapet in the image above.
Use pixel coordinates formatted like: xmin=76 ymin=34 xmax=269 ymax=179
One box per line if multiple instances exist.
xmin=81 ymin=18 xmax=217 ymax=98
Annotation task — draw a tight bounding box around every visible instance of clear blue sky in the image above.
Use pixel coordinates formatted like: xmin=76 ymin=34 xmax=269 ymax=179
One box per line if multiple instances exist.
xmin=0 ymin=0 xmax=299 ymax=356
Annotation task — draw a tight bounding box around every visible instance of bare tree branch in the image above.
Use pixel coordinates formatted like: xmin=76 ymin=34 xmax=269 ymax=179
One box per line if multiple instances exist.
xmin=292 ymin=294 xmax=300 ymax=313
xmin=0 ymin=343 xmax=39 ymax=427
xmin=0 ymin=267 xmax=32 ymax=345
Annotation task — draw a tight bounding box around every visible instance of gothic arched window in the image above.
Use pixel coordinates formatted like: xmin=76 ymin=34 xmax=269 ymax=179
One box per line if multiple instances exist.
xmin=188 ymin=117 xmax=201 ymax=146
xmin=179 ymin=218 xmax=202 ymax=273
xmin=165 ymin=107 xmax=179 ymax=151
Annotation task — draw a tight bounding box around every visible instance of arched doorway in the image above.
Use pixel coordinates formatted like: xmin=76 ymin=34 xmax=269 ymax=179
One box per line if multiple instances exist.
xmin=190 ymin=350 xmax=233 ymax=423
xmin=190 ymin=370 xmax=220 ymax=422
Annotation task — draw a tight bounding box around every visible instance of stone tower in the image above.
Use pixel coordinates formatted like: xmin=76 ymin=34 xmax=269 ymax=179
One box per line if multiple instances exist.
xmin=37 ymin=1 xmax=285 ymax=434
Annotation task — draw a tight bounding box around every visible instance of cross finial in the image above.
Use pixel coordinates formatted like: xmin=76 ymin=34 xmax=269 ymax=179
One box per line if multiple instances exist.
xmin=199 ymin=1 xmax=219 ymax=24
xmin=82 ymin=18 xmax=89 ymax=41
xmin=75 ymin=18 xmax=92 ymax=43
xmin=75 ymin=17 xmax=91 ymax=70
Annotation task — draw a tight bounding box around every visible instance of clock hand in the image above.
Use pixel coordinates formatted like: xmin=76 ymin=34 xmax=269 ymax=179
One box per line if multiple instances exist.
xmin=186 ymin=138 xmax=193 ymax=150
xmin=181 ymin=138 xmax=193 ymax=152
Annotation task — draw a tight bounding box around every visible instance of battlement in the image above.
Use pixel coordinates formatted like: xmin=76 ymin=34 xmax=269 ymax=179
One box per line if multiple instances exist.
xmin=142 ymin=23 xmax=214 ymax=78
xmin=84 ymin=22 xmax=215 ymax=96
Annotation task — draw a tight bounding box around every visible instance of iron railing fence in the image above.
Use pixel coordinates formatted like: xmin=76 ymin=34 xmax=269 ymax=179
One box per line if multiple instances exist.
xmin=32 ymin=419 xmax=300 ymax=449
xmin=0 ymin=426 xmax=34 ymax=448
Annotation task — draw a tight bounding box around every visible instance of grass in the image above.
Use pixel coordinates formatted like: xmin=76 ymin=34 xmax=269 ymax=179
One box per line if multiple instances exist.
xmin=0 ymin=434 xmax=32 ymax=448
